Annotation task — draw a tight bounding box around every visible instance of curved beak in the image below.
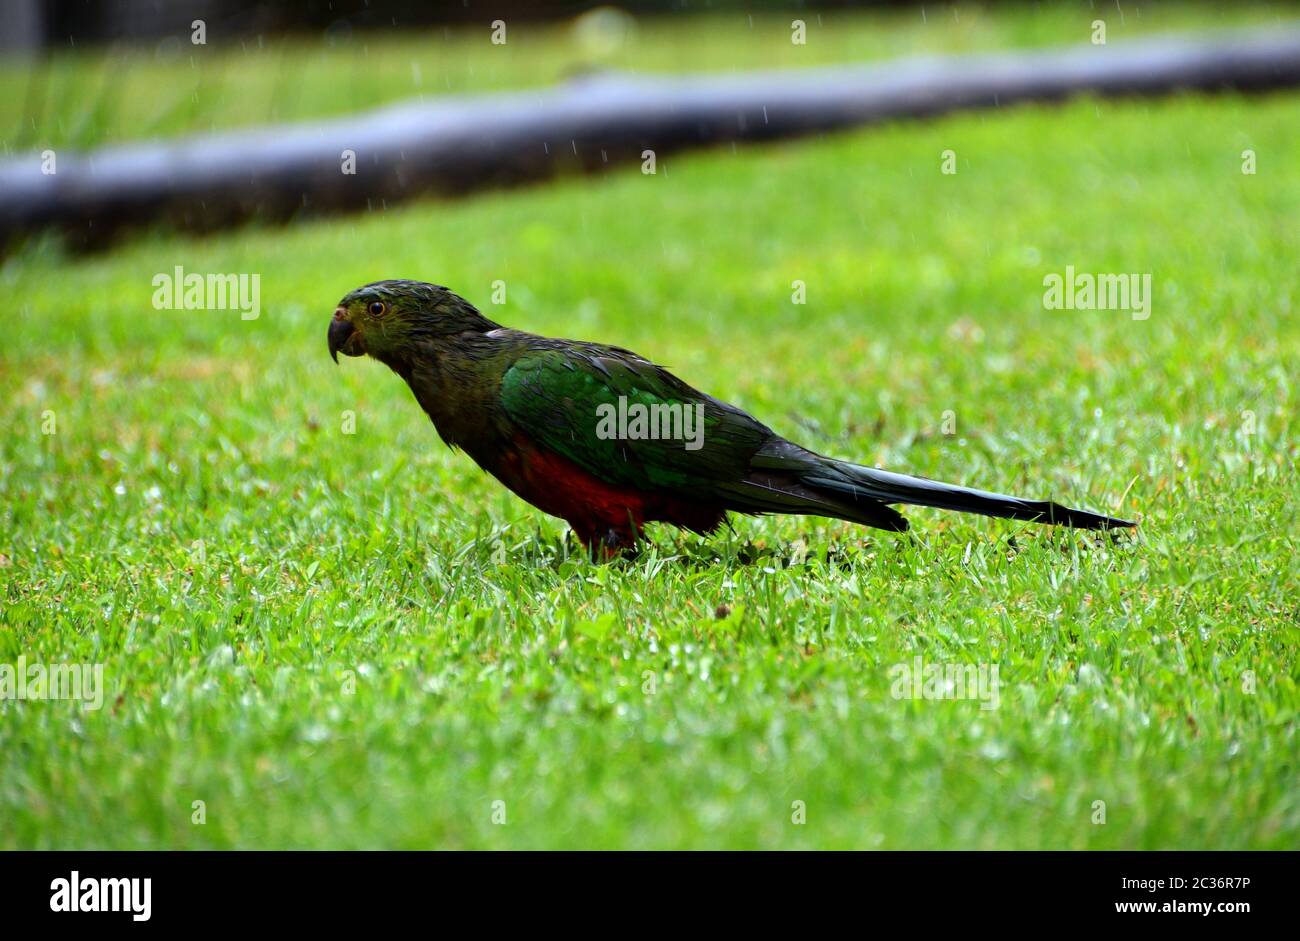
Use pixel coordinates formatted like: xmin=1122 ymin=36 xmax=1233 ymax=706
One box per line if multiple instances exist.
xmin=328 ymin=307 xmax=359 ymax=363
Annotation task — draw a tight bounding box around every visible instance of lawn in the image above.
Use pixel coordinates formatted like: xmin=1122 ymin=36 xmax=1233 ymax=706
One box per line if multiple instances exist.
xmin=3 ymin=2 xmax=1296 ymax=149
xmin=1 ymin=6 xmax=1298 ymax=849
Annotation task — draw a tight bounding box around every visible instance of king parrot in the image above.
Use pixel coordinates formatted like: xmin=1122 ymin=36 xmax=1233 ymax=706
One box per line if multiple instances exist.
xmin=328 ymin=280 xmax=1134 ymax=554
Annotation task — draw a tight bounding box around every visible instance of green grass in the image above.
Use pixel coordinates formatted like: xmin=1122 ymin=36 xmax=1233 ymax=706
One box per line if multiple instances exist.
xmin=2 ymin=11 xmax=1298 ymax=849
xmin=3 ymin=2 xmax=1298 ymax=150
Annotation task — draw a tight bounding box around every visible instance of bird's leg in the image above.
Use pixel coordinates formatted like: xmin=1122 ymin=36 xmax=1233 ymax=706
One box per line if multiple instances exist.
xmin=605 ymin=527 xmax=641 ymax=557
xmin=575 ymin=525 xmax=640 ymax=561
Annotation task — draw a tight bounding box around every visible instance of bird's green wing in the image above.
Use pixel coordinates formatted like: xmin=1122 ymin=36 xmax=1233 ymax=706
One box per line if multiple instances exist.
xmin=498 ymin=342 xmax=772 ymax=494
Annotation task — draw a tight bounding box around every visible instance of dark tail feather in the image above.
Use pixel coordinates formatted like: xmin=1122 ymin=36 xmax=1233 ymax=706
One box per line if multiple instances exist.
xmin=804 ymin=462 xmax=1135 ymax=531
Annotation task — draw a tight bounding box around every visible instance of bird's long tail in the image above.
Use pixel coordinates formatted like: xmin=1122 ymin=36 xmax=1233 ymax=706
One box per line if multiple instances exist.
xmin=802 ymin=460 xmax=1135 ymax=531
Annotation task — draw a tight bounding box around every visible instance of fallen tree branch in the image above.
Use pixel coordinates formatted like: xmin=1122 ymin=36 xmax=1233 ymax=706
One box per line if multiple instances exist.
xmin=4 ymin=25 xmax=1300 ymax=247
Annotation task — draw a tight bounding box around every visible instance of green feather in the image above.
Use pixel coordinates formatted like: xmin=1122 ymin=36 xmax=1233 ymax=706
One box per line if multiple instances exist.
xmin=499 ymin=345 xmax=771 ymax=495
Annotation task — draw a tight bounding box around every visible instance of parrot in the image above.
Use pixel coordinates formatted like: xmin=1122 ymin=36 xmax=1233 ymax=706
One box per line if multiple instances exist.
xmin=328 ymin=280 xmax=1134 ymax=555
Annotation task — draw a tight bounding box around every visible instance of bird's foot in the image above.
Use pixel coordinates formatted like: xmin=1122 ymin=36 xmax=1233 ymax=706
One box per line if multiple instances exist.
xmin=581 ymin=527 xmax=641 ymax=562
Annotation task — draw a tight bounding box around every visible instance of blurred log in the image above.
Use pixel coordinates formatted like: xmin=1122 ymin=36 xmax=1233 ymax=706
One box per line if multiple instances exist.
xmin=4 ymin=26 xmax=1300 ymax=248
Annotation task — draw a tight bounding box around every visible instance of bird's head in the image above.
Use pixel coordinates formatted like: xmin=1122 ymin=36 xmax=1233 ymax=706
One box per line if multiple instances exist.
xmin=328 ymin=280 xmax=499 ymax=366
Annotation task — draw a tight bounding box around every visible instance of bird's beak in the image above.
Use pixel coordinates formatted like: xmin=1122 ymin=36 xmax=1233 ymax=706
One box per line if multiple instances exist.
xmin=328 ymin=307 xmax=361 ymax=363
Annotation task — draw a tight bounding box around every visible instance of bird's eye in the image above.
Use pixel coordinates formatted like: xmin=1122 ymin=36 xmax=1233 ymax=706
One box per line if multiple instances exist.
xmin=368 ymin=301 xmax=386 ymax=317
